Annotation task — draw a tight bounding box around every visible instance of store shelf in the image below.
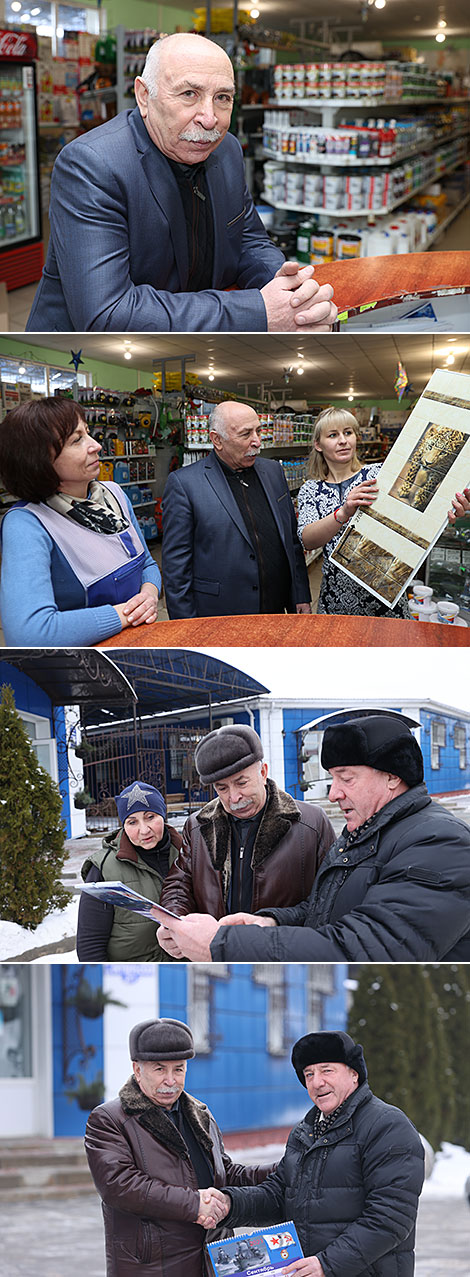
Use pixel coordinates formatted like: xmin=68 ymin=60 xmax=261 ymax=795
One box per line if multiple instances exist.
xmin=267 ymin=96 xmax=470 ymax=110
xmin=262 ymin=127 xmax=469 ymax=168
xmin=261 ymin=155 xmax=469 ymax=219
xmin=79 ymin=86 xmax=117 ymax=101
xmin=426 ymin=191 xmax=470 ymax=246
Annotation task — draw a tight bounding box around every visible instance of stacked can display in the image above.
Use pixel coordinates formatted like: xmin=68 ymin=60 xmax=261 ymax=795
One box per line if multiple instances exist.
xmin=272 ymin=61 xmax=449 ymax=103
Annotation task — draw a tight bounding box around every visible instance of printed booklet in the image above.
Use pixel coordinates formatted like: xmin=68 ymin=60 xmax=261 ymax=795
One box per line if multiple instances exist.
xmin=207 ymin=1222 xmax=303 ymax=1276
xmin=80 ymin=881 xmax=180 ymax=924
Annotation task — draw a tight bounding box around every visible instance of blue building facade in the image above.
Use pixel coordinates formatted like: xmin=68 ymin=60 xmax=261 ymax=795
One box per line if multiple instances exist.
xmin=97 ymin=697 xmax=470 ymax=804
xmin=51 ymin=964 xmax=348 ymax=1138
xmin=0 ymin=659 xmax=72 ymax=833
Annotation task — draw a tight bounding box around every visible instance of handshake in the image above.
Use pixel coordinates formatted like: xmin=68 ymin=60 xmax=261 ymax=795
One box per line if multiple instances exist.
xmin=196 ymin=1187 xmax=231 ymax=1228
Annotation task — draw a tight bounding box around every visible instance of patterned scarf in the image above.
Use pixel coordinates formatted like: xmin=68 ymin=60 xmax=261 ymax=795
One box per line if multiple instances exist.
xmin=310 ymin=1095 xmax=351 ymax=1140
xmin=47 ymin=481 xmax=129 ymax=534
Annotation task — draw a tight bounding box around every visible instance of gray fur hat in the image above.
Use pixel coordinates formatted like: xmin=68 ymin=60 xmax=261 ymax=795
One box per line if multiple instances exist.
xmin=129 ymin=1018 xmax=195 ymax=1062
xmin=195 ymin=724 xmax=264 ymax=786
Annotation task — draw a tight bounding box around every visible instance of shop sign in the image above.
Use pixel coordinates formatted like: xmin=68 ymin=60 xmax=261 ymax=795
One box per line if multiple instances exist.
xmin=0 ymin=29 xmax=38 ymax=60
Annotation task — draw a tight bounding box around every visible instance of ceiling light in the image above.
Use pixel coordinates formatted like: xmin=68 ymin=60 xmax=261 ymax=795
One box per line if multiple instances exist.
xmin=348 ymin=394 xmax=354 ymax=401
xmin=375 ymin=0 xmax=386 ymax=9
xmin=124 ymin=351 xmax=132 ymax=360
xmin=208 ymin=373 xmax=215 ymax=381
xmin=18 ymin=364 xmax=26 ymax=374
xmin=31 ymin=6 xmax=41 ymax=13
xmin=435 ymin=32 xmax=446 ymax=41
xmin=11 ymin=2 xmax=22 ymax=10
xmin=250 ymin=7 xmax=260 ymax=17
xmin=297 ymin=352 xmax=305 ymax=359
xmin=446 ymin=354 xmax=455 ymax=365
xmin=438 ymin=19 xmax=447 ymax=26
xmin=297 ymin=366 xmax=304 ymax=375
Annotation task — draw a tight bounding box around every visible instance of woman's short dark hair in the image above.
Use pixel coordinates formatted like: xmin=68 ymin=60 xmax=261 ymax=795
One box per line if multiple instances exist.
xmin=0 ymin=397 xmax=86 ymax=502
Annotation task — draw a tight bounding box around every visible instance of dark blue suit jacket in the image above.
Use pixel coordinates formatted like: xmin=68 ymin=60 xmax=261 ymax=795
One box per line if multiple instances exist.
xmin=162 ymin=452 xmax=311 ymax=618
xmin=26 ymin=109 xmax=284 ymax=332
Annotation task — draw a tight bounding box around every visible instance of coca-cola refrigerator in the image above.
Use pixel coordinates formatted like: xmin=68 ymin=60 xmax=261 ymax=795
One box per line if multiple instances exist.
xmin=0 ymin=28 xmax=42 ymax=291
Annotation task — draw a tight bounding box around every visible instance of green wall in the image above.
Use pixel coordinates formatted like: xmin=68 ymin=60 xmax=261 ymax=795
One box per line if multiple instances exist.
xmin=103 ymin=1 xmax=194 ymax=32
xmin=0 ymin=338 xmax=152 ymax=391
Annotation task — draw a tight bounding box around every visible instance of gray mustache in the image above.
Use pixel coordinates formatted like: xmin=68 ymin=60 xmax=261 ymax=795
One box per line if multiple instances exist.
xmin=179 ymin=127 xmax=222 ymax=142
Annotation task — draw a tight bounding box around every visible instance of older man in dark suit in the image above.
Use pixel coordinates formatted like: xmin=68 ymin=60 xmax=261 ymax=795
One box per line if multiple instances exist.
xmin=162 ymin=400 xmax=312 ymax=618
xmin=26 ymin=33 xmax=336 ymax=334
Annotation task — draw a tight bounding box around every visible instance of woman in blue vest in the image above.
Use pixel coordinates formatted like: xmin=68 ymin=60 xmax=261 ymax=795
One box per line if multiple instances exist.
xmin=0 ymin=397 xmax=161 ymax=645
xmin=77 ymin=782 xmax=182 ymax=962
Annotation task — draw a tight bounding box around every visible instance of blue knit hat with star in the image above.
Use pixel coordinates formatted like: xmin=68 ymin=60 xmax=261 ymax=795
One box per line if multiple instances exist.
xmin=115 ymin=782 xmax=166 ymax=824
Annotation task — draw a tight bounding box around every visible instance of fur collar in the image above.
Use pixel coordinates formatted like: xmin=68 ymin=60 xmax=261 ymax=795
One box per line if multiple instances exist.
xmin=196 ymin=777 xmax=301 ymax=871
xmin=119 ymin=1076 xmax=214 ymax=1163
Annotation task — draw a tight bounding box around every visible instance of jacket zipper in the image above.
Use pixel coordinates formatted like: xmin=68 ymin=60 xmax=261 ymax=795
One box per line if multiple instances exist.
xmin=238 ymin=845 xmax=244 ymax=910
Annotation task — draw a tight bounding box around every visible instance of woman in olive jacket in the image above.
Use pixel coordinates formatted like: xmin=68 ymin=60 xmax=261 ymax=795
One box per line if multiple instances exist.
xmin=77 ymin=782 xmax=182 ymax=962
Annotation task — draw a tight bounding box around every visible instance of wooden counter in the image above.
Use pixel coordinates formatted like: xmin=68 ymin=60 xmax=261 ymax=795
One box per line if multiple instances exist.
xmin=98 ymin=613 xmax=470 ymax=648
xmin=312 ymin=250 xmax=470 ymax=320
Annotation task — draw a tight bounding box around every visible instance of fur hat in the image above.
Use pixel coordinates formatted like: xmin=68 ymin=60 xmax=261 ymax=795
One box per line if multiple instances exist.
xmin=321 ymin=715 xmax=423 ymax=787
xmin=129 ymin=1019 xmax=195 ymax=1062
xmin=195 ymin=724 xmax=264 ymax=786
xmin=292 ymin=1030 xmax=367 ymax=1087
xmin=115 ymin=782 xmax=166 ymax=825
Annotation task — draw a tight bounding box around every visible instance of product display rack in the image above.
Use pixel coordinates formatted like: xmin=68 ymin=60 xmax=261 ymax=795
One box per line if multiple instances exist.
xmin=260 ymin=98 xmax=469 ymax=228
xmin=76 ymin=387 xmax=162 ymax=542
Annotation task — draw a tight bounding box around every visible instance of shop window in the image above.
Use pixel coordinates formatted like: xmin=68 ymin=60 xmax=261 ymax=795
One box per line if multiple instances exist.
xmin=20 ymin=712 xmax=57 ymax=781
xmin=299 ymin=729 xmax=321 ymax=785
xmin=306 ymin=965 xmax=335 ymax=1030
xmin=0 ymin=355 xmax=90 ymax=406
xmin=4 ymin=2 xmax=99 ymax=53
xmin=252 ymin=965 xmax=287 ymax=1056
xmin=453 ymin=724 xmax=467 ymax=770
xmin=187 ymin=966 xmax=229 ymax=1055
xmin=0 ymin=966 xmax=32 ymax=1078
xmin=431 ymin=719 xmax=446 ymax=770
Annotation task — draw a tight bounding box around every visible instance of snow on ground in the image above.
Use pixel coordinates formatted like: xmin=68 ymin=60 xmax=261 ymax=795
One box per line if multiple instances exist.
xmin=421 ymin=1143 xmax=470 ymax=1197
xmin=0 ymin=898 xmax=78 ymax=960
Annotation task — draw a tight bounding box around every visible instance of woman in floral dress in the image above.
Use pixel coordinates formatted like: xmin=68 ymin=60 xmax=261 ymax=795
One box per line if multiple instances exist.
xmin=296 ymin=407 xmax=411 ymax=617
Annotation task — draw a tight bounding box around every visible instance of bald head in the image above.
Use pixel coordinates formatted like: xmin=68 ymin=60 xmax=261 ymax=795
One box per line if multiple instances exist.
xmin=140 ymin=34 xmax=233 ymax=98
xmin=210 ymin=401 xmax=262 ymax=470
xmin=134 ymin=33 xmax=235 ymax=165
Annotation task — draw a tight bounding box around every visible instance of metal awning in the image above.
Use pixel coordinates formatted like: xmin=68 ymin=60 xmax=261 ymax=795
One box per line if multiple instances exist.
xmin=1 ymin=648 xmax=268 ymax=722
xmin=297 ymin=707 xmax=421 ymax=735
xmin=97 ymin=649 xmax=268 ymax=721
xmin=1 ymin=649 xmax=137 ymax=706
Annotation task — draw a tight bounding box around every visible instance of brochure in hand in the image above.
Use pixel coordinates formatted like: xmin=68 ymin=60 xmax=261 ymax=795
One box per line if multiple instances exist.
xmin=80 ymin=881 xmax=180 ymax=925
xmin=207 ymin=1222 xmax=303 ymax=1276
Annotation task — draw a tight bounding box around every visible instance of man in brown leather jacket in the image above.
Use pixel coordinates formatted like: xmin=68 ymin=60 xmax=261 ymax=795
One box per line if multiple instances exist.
xmin=160 ymin=725 xmax=334 ymax=920
xmin=85 ymin=1017 xmax=273 ymax=1277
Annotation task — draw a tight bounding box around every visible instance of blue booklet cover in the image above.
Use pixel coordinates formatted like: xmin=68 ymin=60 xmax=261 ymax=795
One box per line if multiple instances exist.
xmin=207 ymin=1221 xmax=303 ymax=1275
xmin=80 ymin=881 xmax=179 ymax=924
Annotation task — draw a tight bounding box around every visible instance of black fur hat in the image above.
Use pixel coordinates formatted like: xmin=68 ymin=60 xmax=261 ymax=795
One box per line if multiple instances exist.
xmin=292 ymin=1030 xmax=367 ymax=1087
xmin=321 ymin=715 xmax=423 ymax=787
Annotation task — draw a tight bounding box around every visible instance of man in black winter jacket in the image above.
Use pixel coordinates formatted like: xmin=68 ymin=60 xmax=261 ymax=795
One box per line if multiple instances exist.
xmin=157 ymin=715 xmax=470 ymax=964
xmin=219 ymin=1030 xmax=425 ymax=1277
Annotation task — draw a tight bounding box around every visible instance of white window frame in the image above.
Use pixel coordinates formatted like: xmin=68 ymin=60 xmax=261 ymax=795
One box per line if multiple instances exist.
xmin=19 ymin=710 xmax=58 ymax=784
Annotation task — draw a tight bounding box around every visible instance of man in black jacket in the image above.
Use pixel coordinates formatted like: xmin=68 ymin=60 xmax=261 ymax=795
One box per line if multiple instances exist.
xmin=157 ymin=715 xmax=470 ymax=963
xmin=219 ymin=1030 xmax=425 ymax=1277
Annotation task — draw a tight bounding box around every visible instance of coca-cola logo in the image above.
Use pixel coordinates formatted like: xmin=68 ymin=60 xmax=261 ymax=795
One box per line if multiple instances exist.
xmin=0 ymin=30 xmax=38 ymax=60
